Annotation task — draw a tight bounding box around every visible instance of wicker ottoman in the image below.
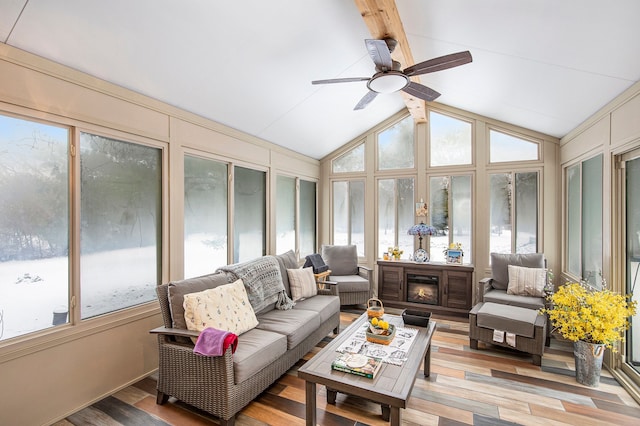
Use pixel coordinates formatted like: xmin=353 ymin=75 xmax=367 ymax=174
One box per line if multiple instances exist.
xmin=469 ymin=302 xmax=547 ymax=365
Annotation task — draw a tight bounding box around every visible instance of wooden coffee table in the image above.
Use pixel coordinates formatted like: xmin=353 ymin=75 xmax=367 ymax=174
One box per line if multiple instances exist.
xmin=298 ymin=313 xmax=436 ymax=425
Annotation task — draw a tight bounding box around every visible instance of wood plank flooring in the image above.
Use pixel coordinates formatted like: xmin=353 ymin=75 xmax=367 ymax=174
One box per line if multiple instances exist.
xmin=54 ymin=310 xmax=640 ymax=425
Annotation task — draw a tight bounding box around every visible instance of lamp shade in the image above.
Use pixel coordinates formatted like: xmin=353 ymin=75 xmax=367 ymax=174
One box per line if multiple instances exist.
xmin=407 ymin=223 xmax=437 ymax=237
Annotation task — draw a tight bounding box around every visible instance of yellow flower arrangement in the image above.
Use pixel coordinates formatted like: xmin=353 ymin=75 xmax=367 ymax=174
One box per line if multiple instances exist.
xmin=541 ymin=282 xmax=637 ymax=351
xmin=388 ymin=246 xmax=403 ymax=260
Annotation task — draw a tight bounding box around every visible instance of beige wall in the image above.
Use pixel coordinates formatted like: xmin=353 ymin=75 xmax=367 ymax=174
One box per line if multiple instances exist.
xmin=319 ymin=106 xmax=561 ymax=293
xmin=0 ymin=43 xmax=319 ymax=425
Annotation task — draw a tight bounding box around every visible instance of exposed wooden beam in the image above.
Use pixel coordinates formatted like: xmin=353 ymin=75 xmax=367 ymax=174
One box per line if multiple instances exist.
xmin=354 ymin=0 xmax=427 ymax=122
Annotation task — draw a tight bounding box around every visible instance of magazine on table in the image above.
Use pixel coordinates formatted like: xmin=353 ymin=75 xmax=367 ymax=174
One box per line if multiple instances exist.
xmin=331 ymin=353 xmax=383 ymax=379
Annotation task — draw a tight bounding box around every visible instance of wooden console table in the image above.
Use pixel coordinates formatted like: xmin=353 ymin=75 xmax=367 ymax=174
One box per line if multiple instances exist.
xmin=377 ymin=260 xmax=474 ymax=316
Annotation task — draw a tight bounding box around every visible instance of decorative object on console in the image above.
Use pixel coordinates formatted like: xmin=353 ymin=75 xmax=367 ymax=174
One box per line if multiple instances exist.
xmin=444 ymin=242 xmax=464 ymax=264
xmin=407 ymin=223 xmax=437 ymax=262
xmin=388 ymin=246 xmax=403 ymax=260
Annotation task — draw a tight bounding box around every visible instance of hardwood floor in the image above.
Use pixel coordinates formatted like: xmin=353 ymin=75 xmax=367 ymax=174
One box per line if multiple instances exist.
xmin=54 ymin=311 xmax=640 ymax=425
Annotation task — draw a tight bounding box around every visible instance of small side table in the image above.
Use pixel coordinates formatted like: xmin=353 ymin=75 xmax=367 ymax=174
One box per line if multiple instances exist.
xmin=314 ymin=270 xmax=332 ymax=289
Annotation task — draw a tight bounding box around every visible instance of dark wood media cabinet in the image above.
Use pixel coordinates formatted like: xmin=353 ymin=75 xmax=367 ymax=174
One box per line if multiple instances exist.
xmin=377 ymin=260 xmax=474 ymax=316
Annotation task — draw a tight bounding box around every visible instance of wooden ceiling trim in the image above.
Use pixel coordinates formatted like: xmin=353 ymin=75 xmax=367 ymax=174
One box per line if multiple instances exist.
xmin=354 ymin=0 xmax=427 ymax=122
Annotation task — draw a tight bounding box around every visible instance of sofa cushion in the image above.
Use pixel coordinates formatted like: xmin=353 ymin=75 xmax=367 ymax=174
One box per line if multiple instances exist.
xmin=490 ymin=253 xmax=545 ymax=290
xmin=183 ymin=279 xmax=259 ymax=336
xmin=233 ymin=328 xmax=287 ymax=384
xmin=483 ymin=289 xmax=545 ymax=310
xmin=287 ymin=267 xmax=318 ymax=301
xmin=476 ymin=302 xmax=538 ymax=338
xmin=167 ymin=272 xmax=230 ymax=329
xmin=328 ymin=274 xmax=369 ymax=293
xmin=256 ymin=308 xmax=321 ymax=349
xmin=294 ymin=294 xmax=340 ymax=323
xmin=275 ymin=250 xmax=298 ymax=297
xmin=507 ymin=265 xmax=546 ymax=297
xmin=322 ymin=245 xmax=358 ymax=275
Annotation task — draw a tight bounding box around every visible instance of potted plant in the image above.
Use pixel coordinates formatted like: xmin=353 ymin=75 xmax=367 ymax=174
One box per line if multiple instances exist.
xmin=541 ymin=281 xmax=637 ymax=387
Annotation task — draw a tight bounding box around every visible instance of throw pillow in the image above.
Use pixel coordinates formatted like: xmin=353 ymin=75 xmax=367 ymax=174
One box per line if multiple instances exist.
xmin=507 ymin=265 xmax=547 ymax=297
xmin=287 ymin=267 xmax=318 ymax=301
xmin=183 ymin=278 xmax=259 ymax=336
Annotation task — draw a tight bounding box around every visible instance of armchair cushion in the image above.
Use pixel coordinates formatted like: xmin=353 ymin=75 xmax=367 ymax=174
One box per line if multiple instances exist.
xmin=490 ymin=253 xmax=545 ymax=290
xmin=322 ymin=245 xmax=358 ymax=275
xmin=327 ymin=274 xmax=370 ymax=293
xmin=287 ymin=267 xmax=317 ymax=301
xmin=483 ymin=289 xmax=545 ymax=310
xmin=507 ymin=265 xmax=547 ymax=297
xmin=476 ymin=302 xmax=538 ymax=338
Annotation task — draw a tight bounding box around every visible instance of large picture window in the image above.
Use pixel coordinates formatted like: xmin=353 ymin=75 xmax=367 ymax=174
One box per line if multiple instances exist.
xmin=0 ymin=115 xmax=69 ymax=340
xmin=333 ymin=180 xmax=365 ymax=256
xmin=184 ymin=155 xmax=228 ymax=278
xmin=80 ymin=133 xmax=161 ymax=319
xmin=429 ymin=111 xmax=472 ymax=167
xmin=299 ymin=179 xmax=317 ymax=258
xmin=377 ymin=115 xmax=414 ymax=170
xmin=233 ymin=166 xmax=266 ymax=262
xmin=377 ymin=178 xmax=414 ymax=257
xmin=490 ymin=171 xmax=539 ymax=254
xmin=276 ymin=175 xmax=296 ymax=254
xmin=332 ymin=143 xmax=365 ymax=173
xmin=429 ymin=175 xmax=472 ymax=262
xmin=566 ymin=154 xmax=603 ymax=287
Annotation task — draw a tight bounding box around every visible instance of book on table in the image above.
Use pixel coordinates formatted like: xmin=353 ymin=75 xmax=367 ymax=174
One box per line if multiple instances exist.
xmin=331 ymin=353 xmax=383 ymax=379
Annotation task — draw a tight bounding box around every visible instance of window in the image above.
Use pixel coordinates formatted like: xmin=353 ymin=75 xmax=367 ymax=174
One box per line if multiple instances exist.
xmin=233 ymin=166 xmax=266 ymax=262
xmin=332 ymin=143 xmax=364 ymax=173
xmin=490 ymin=171 xmax=538 ymax=254
xmin=80 ymin=133 xmax=161 ymax=319
xmin=490 ymin=129 xmax=539 ymax=163
xmin=378 ymin=178 xmax=414 ymax=257
xmin=0 ymin=115 xmax=69 ymax=340
xmin=299 ymin=180 xmax=317 ymax=258
xmin=332 ymin=180 xmax=365 ymax=256
xmin=377 ymin=115 xmax=414 ymax=170
xmin=429 ymin=111 xmax=472 ymax=167
xmin=566 ymin=155 xmax=603 ymax=287
xmin=184 ymin=155 xmax=228 ymax=278
xmin=429 ymin=175 xmax=472 ymax=262
xmin=276 ymin=175 xmax=296 ymax=254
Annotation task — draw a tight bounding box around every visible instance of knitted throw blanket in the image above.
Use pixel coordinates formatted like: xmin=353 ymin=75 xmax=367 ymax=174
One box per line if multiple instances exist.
xmin=217 ymin=256 xmax=294 ymax=313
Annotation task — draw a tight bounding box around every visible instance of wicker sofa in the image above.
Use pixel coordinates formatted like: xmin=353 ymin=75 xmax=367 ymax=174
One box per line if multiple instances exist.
xmin=151 ymin=251 xmax=341 ymax=426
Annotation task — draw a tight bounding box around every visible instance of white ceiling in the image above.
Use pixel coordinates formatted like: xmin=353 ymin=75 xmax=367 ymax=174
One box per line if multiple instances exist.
xmin=1 ymin=0 xmax=639 ymax=160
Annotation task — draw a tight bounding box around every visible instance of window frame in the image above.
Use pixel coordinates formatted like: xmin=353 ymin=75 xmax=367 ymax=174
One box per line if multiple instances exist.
xmin=428 ymin=109 xmax=475 ymax=169
xmin=488 ymin=126 xmax=542 ymax=165
xmin=275 ymin=173 xmax=318 ymax=259
xmin=376 ymin=175 xmax=415 ymax=258
xmin=488 ymin=167 xmax=542 ymax=256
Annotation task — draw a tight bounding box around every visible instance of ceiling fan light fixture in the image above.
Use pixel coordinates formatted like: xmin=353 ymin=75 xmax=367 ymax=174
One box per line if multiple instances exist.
xmin=367 ymin=71 xmax=409 ymax=94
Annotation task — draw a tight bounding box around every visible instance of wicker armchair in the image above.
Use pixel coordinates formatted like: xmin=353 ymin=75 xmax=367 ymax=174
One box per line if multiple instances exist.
xmin=321 ymin=244 xmax=372 ymax=306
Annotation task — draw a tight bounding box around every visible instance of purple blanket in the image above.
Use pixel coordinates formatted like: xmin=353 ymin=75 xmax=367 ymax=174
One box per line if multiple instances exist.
xmin=194 ymin=327 xmax=238 ymax=357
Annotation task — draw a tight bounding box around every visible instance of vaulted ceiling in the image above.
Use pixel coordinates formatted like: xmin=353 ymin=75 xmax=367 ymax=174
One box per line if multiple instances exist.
xmin=1 ymin=0 xmax=639 ymax=159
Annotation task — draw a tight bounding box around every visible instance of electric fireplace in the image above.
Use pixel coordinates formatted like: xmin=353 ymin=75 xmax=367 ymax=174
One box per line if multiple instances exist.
xmin=406 ymin=273 xmax=439 ymax=305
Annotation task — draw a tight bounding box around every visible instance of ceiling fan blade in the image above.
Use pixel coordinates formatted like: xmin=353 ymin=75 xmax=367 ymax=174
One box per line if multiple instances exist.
xmin=365 ymin=39 xmax=393 ymax=71
xmin=403 ymin=51 xmax=472 ymax=77
xmin=354 ymin=91 xmax=378 ymax=110
xmin=312 ymin=77 xmax=370 ymax=85
xmin=402 ymin=82 xmax=441 ymax=102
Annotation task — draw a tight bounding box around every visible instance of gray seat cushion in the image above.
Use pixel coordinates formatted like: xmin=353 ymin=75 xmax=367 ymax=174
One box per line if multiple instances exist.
xmin=483 ymin=289 xmax=545 ymax=310
xmin=476 ymin=302 xmax=539 ymax=338
xmin=490 ymin=253 xmax=545 ymax=290
xmin=294 ymin=294 xmax=340 ymax=323
xmin=256 ymin=308 xmax=321 ymax=349
xmin=328 ymin=275 xmax=370 ymax=293
xmin=233 ymin=328 xmax=287 ymax=384
xmin=322 ymin=245 xmax=358 ymax=275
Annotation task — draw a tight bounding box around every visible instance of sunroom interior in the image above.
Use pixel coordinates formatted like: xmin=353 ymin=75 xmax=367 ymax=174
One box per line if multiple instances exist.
xmin=1 ymin=1 xmax=640 ymax=425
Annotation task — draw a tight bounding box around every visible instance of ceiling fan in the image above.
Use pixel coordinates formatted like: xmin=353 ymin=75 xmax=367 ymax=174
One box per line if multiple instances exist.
xmin=312 ymin=38 xmax=472 ymax=110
